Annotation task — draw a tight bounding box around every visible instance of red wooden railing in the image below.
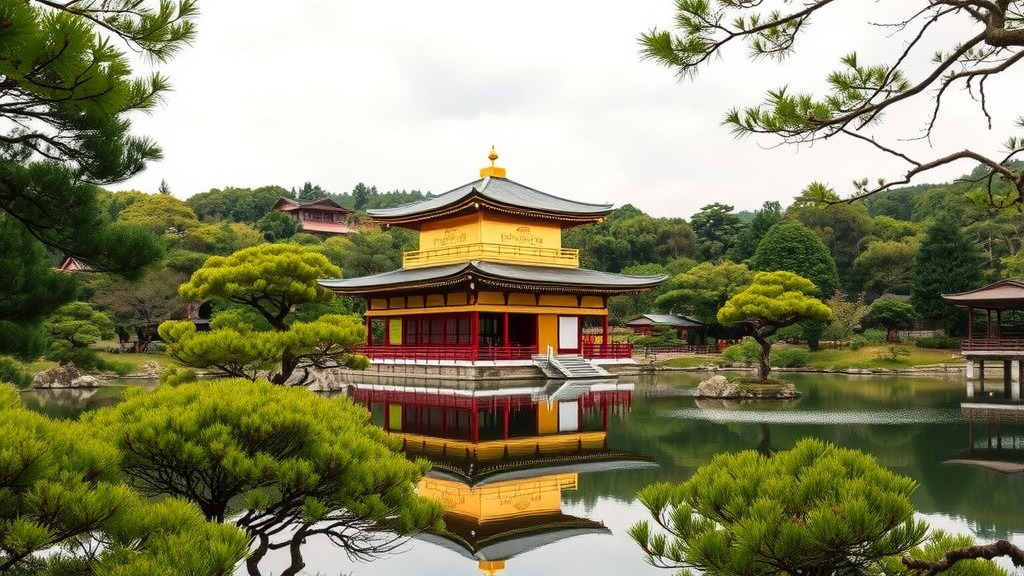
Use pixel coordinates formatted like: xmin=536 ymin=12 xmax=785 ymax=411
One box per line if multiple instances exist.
xmin=354 ymin=342 xmax=635 ymax=361
xmin=961 ymin=337 xmax=1024 ymax=351
xmin=580 ymin=342 xmax=634 ymax=359
xmin=354 ymin=344 xmax=537 ymax=361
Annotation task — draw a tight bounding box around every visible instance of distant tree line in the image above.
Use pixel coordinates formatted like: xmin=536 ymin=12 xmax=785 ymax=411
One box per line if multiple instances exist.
xmin=2 ymin=154 xmax=1010 ymax=366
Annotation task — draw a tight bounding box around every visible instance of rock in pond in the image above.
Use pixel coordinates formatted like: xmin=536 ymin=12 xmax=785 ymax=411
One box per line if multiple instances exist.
xmin=33 ymin=363 xmax=100 ymax=388
xmin=695 ymin=374 xmax=800 ymax=399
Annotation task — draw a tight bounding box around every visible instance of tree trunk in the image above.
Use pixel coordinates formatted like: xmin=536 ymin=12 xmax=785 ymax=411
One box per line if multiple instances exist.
xmin=246 ymin=533 xmax=269 ymax=576
xmin=752 ymin=333 xmax=771 ymax=381
xmin=757 ymin=422 xmax=772 ymax=455
xmin=886 ymin=326 xmax=900 ymax=343
xmin=280 ymin=528 xmax=308 ymax=576
xmin=272 ymin=348 xmax=297 ymax=385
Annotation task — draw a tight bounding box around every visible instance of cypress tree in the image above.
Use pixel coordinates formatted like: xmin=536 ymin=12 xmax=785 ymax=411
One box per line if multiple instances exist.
xmin=911 ymin=213 xmax=984 ymax=334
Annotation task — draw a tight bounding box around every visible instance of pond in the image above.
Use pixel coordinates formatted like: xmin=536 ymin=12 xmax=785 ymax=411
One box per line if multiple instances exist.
xmin=21 ymin=371 xmax=1024 ymax=575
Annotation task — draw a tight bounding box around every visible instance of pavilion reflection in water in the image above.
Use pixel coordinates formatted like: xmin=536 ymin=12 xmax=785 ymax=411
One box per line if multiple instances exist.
xmin=948 ymin=402 xmax=1024 ymax=474
xmin=349 ymin=380 xmax=657 ymax=575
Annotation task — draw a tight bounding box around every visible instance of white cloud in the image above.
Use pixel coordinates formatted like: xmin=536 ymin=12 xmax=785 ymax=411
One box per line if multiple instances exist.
xmin=119 ymin=1 xmax=1019 ymax=219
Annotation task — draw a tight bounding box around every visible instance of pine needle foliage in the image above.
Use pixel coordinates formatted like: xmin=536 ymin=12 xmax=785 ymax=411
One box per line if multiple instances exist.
xmin=718 ymin=271 xmax=832 ymax=380
xmin=630 ymin=438 xmax=927 ymax=576
xmin=85 ymin=380 xmax=445 ymax=576
xmin=0 ymin=384 xmax=248 ymax=576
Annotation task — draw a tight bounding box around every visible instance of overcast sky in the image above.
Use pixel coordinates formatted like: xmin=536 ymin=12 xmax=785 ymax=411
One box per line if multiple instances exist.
xmin=120 ymin=1 xmax=1020 ymax=219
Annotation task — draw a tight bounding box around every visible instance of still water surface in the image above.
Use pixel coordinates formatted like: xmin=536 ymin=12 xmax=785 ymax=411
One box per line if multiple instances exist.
xmin=22 ymin=371 xmax=1024 ymax=575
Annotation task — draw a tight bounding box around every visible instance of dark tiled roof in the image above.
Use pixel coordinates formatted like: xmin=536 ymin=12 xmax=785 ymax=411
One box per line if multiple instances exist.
xmin=318 ymin=261 xmax=667 ymax=295
xmin=626 ymin=314 xmax=703 ymax=328
xmin=272 ymin=197 xmax=351 ymax=213
xmin=942 ymin=279 xmax=1024 ymax=309
xmin=367 ymin=177 xmax=613 ymax=222
xmin=416 ymin=513 xmax=610 ymax=561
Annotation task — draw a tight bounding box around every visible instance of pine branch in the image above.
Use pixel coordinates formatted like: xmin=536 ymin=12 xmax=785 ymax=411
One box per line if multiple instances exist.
xmin=902 ymin=539 xmax=1024 ymax=575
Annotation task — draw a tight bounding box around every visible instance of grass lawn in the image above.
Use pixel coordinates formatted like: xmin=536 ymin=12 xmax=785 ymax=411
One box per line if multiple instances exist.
xmin=660 ymin=344 xmax=963 ymax=371
xmin=15 ymin=339 xmax=182 ymax=377
xmin=798 ymin=344 xmax=962 ymax=370
xmin=658 ymin=355 xmax=721 ymax=368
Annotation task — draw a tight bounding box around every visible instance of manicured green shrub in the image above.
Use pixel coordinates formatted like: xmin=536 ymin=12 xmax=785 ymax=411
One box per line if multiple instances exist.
xmin=721 ymin=339 xmax=759 ymax=365
xmin=770 ymin=347 xmax=810 ymax=368
xmin=860 ymin=328 xmax=888 ymax=344
xmin=46 ymin=342 xmax=133 ymax=375
xmin=914 ymin=335 xmax=960 ymax=349
xmin=160 ymin=365 xmax=198 ymax=386
xmin=877 ymin=345 xmax=912 ymax=361
xmin=850 ymin=334 xmax=866 ymax=350
xmin=0 ymin=357 xmax=33 ymax=389
xmin=46 ymin=341 xmax=102 ymax=371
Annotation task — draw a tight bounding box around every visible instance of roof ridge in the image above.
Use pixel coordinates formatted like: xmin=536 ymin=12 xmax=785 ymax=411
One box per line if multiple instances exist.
xmin=485 ymin=176 xmax=613 ymax=209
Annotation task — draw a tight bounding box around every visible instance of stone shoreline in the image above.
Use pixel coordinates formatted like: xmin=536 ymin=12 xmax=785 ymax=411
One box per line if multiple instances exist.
xmin=623 ymin=362 xmax=966 ymax=377
xmin=29 ymin=359 xmax=969 ymax=390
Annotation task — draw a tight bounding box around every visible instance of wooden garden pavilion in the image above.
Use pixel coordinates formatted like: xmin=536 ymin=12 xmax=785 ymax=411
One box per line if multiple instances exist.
xmin=943 ymin=279 xmax=1024 ymax=399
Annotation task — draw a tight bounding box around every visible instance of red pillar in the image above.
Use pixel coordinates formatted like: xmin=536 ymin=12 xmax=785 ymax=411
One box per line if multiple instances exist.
xmin=503 ymin=311 xmax=510 ymax=359
xmin=968 ymin=307 xmax=974 ymax=341
xmin=471 ymin=398 xmax=479 ymax=443
xmin=601 ymin=314 xmax=609 ymax=358
xmin=383 ymin=401 xmax=390 ymax=431
xmin=601 ymin=395 xmax=609 ymax=430
xmin=503 ymin=401 xmax=510 ymax=440
xmin=365 ymin=316 xmax=372 ymax=346
xmin=471 ymin=311 xmax=480 ymax=362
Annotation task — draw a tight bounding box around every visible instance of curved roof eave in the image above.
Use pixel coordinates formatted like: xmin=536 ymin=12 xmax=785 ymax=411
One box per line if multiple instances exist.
xmin=367 ymin=177 xmax=614 ymax=223
xmin=414 ymin=521 xmax=611 ymax=561
xmin=942 ymin=279 xmax=1024 ymax=309
xmin=318 ymin=261 xmax=668 ymax=295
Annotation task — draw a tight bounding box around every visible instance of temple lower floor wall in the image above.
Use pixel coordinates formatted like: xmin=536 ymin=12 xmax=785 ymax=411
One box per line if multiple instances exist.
xmin=305 ymin=359 xmax=639 ymax=391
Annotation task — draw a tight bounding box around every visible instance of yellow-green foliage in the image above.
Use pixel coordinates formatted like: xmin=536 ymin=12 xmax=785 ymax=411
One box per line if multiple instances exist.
xmin=116 ymin=194 xmax=200 ymax=235
xmin=178 ymin=244 xmax=340 ymax=330
xmin=630 ymin=438 xmax=928 ymax=576
xmin=718 ymin=271 xmax=832 ymax=327
xmin=159 ymin=319 xmax=283 ymax=380
xmin=0 ymin=385 xmax=247 ymax=575
xmin=84 ymin=380 xmax=444 ymax=565
xmin=158 ymin=313 xmax=368 ymax=381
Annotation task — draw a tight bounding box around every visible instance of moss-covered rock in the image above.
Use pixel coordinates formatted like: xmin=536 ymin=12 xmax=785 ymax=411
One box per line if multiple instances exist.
xmin=695 ymin=374 xmax=800 ymax=399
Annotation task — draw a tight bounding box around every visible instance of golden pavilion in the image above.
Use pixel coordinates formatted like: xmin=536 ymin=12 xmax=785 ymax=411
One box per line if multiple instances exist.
xmin=319 ymin=149 xmax=666 ymax=374
xmin=348 ymin=380 xmax=655 ymax=574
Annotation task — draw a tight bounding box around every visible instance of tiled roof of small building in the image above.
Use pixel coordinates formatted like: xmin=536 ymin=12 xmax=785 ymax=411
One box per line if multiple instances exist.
xmin=272 ymin=197 xmax=352 ymax=213
xmin=626 ymin=314 xmax=703 ymax=327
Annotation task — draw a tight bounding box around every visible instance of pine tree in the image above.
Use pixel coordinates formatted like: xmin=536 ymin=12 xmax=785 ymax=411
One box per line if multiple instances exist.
xmin=0 ymin=1 xmax=196 ymax=354
xmin=85 ymin=380 xmax=444 ymax=576
xmin=911 ymin=213 xmax=984 ymax=334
